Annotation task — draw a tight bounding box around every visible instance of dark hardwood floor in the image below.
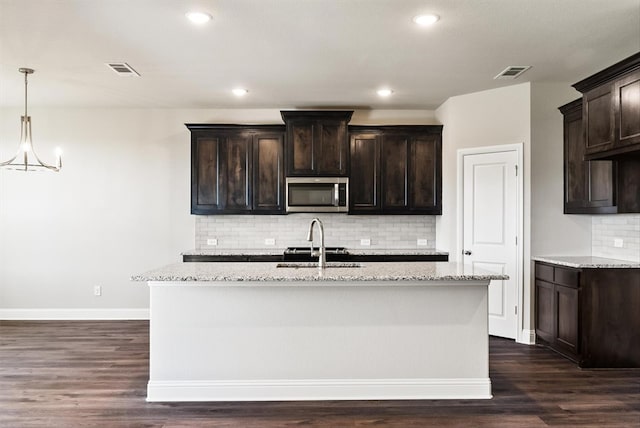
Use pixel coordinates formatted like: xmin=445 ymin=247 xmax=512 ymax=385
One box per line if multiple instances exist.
xmin=0 ymin=321 xmax=638 ymax=427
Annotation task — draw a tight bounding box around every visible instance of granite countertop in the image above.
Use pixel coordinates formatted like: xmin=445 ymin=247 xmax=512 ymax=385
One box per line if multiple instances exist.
xmin=346 ymin=249 xmax=448 ymax=256
xmin=533 ymin=256 xmax=640 ymax=269
xmin=182 ymin=249 xmax=283 ymax=256
xmin=181 ymin=248 xmax=449 ymax=256
xmin=132 ymin=261 xmax=506 ymax=284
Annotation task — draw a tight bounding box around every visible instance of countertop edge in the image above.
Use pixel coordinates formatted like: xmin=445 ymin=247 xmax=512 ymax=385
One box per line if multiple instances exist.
xmin=532 ymin=256 xmax=640 ymax=269
xmin=131 ymin=261 xmax=507 ymax=283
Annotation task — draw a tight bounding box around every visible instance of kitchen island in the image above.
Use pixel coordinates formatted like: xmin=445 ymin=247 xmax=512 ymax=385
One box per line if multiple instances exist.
xmin=133 ymin=262 xmax=507 ymax=402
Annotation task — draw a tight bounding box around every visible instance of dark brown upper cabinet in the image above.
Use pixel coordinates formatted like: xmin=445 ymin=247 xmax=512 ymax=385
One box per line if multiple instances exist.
xmin=188 ymin=125 xmax=285 ymax=215
xmin=570 ymin=52 xmax=640 ymax=213
xmin=349 ymin=133 xmax=381 ymax=212
xmin=253 ymin=132 xmax=285 ymax=213
xmin=573 ymin=52 xmax=640 ymax=160
xmin=560 ymin=99 xmax=616 ymax=214
xmin=349 ymin=126 xmax=442 ymax=215
xmin=281 ymin=111 xmax=353 ymax=176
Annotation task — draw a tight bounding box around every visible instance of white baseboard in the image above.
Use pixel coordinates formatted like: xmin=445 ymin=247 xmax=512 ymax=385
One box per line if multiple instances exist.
xmin=0 ymin=308 xmax=149 ymax=320
xmin=517 ymin=329 xmax=536 ymax=345
xmin=146 ymin=378 xmax=493 ymax=402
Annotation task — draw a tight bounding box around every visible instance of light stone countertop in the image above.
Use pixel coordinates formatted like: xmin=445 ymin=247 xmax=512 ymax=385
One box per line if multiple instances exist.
xmin=181 ymin=248 xmax=449 ymax=256
xmin=132 ymin=261 xmax=506 ymax=283
xmin=532 ymin=256 xmax=640 ymax=269
xmin=182 ymin=249 xmax=283 ymax=256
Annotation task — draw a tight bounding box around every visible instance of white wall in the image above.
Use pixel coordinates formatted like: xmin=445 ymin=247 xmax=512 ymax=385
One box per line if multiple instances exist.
xmin=435 ymin=83 xmax=532 ymax=258
xmin=0 ymin=108 xmax=437 ymax=317
xmin=435 ymin=83 xmax=532 ymax=337
xmin=530 ymin=82 xmax=591 ymax=258
xmin=435 ymin=82 xmax=595 ymax=338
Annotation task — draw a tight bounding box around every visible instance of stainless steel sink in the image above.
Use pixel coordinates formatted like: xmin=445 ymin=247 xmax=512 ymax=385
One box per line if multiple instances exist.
xmin=276 ymin=262 xmax=362 ymax=269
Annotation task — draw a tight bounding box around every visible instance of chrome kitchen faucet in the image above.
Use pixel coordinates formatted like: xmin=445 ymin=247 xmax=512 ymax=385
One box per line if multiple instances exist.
xmin=307 ymin=218 xmax=326 ymax=269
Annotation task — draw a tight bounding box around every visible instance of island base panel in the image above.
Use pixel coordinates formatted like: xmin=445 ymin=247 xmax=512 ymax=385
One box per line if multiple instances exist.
xmin=147 ymin=282 xmax=491 ymax=401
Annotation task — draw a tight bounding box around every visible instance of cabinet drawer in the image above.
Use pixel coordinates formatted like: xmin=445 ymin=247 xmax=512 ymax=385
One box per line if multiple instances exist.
xmin=535 ymin=263 xmax=554 ymax=282
xmin=554 ymin=267 xmax=579 ymax=288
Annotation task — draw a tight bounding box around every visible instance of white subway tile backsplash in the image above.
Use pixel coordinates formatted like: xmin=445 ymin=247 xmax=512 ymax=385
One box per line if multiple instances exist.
xmin=195 ymin=214 xmax=436 ymax=250
xmin=592 ymin=214 xmax=640 ymax=262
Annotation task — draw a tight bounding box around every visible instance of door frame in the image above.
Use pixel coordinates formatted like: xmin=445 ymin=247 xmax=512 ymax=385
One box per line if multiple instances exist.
xmin=456 ymin=143 xmax=525 ymax=343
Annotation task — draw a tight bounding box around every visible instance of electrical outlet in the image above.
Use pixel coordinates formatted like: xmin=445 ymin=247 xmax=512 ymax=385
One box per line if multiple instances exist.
xmin=614 ymin=238 xmax=624 ymax=248
xmin=94 ymin=285 xmax=102 ymax=296
xmin=207 ymin=238 xmax=218 ymax=246
xmin=417 ymin=239 xmax=428 ymax=246
xmin=360 ymin=238 xmax=371 ymax=246
xmin=264 ymin=238 xmax=276 ymax=246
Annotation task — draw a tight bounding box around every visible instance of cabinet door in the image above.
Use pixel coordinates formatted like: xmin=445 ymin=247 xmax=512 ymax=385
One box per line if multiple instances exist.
xmin=614 ymin=70 xmax=640 ymax=149
xmin=409 ymin=134 xmax=441 ymax=213
xmin=192 ymin=134 xmax=224 ymax=214
xmin=287 ymin=120 xmax=315 ymax=176
xmin=253 ymin=133 xmax=284 ymax=213
xmin=584 ymin=83 xmax=615 ymax=156
xmin=563 ymin=101 xmax=615 ymax=213
xmin=555 ymin=284 xmax=580 ymax=358
xmin=349 ymin=133 xmax=380 ymax=212
xmin=535 ymin=279 xmax=555 ymax=344
xmin=223 ymin=134 xmax=252 ymax=212
xmin=381 ymin=134 xmax=409 ymax=210
xmin=317 ymin=120 xmax=348 ymax=175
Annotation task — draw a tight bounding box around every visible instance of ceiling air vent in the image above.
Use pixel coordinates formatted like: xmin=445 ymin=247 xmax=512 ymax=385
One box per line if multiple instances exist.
xmin=106 ymin=62 xmax=140 ymax=77
xmin=494 ymin=66 xmax=531 ymax=80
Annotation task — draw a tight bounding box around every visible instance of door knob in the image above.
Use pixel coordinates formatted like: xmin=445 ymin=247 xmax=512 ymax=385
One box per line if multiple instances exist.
xmin=463 ymin=250 xmax=472 ymax=256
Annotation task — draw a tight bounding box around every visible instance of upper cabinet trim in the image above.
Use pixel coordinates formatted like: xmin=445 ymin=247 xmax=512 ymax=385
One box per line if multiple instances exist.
xmin=573 ymin=52 xmax=640 ymax=93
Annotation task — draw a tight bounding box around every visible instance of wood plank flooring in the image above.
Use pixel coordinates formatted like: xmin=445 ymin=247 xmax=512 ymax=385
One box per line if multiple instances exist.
xmin=0 ymin=320 xmax=638 ymax=427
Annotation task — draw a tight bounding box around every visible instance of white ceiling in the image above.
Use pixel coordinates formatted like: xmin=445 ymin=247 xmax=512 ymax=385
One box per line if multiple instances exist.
xmin=0 ymin=0 xmax=639 ymax=109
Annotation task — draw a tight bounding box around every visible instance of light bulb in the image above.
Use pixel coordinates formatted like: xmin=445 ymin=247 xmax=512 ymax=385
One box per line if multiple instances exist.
xmin=186 ymin=11 xmax=212 ymax=25
xmin=232 ymin=88 xmax=248 ymax=97
xmin=413 ymin=14 xmax=439 ymax=26
xmin=377 ymin=89 xmax=393 ymax=97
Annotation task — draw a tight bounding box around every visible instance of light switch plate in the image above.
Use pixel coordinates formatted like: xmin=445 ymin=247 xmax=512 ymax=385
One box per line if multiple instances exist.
xmin=417 ymin=239 xmax=428 ymax=246
xmin=265 ymin=238 xmax=276 ymax=246
xmin=207 ymin=238 xmax=218 ymax=246
xmin=614 ymin=238 xmax=624 ymax=248
xmin=360 ymin=238 xmax=371 ymax=246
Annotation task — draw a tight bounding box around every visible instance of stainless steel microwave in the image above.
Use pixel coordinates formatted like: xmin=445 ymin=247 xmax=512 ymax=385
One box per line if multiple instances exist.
xmin=285 ymin=177 xmax=349 ymax=213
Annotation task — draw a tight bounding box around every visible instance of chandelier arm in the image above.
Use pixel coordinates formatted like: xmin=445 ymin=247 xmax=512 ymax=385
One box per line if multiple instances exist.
xmin=0 ymin=68 xmax=62 ymax=172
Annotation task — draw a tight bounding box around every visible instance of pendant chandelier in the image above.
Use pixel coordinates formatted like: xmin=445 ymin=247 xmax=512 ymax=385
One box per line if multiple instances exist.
xmin=0 ymin=68 xmax=62 ymax=172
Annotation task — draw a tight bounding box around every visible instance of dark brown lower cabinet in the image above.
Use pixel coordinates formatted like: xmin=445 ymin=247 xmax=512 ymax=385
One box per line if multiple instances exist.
xmin=535 ymin=261 xmax=640 ymax=368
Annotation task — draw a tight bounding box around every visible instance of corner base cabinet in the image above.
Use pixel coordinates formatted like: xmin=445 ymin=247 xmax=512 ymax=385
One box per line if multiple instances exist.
xmin=535 ymin=261 xmax=640 ymax=368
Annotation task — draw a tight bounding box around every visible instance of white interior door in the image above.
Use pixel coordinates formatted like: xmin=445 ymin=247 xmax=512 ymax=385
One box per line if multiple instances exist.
xmin=463 ymin=150 xmax=519 ymax=339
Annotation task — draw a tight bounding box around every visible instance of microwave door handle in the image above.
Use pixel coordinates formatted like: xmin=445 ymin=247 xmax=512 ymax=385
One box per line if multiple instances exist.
xmin=334 ymin=184 xmax=339 ymax=207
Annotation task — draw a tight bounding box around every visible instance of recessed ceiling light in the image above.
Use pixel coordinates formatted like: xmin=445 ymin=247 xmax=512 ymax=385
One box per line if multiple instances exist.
xmin=377 ymin=88 xmax=393 ymax=97
xmin=413 ymin=14 xmax=439 ymax=26
xmin=232 ymin=88 xmax=248 ymax=97
xmin=185 ymin=11 xmax=212 ymax=25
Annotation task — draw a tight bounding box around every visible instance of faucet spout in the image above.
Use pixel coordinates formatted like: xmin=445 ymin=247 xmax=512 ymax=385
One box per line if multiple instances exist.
xmin=307 ymin=218 xmax=326 ymax=269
